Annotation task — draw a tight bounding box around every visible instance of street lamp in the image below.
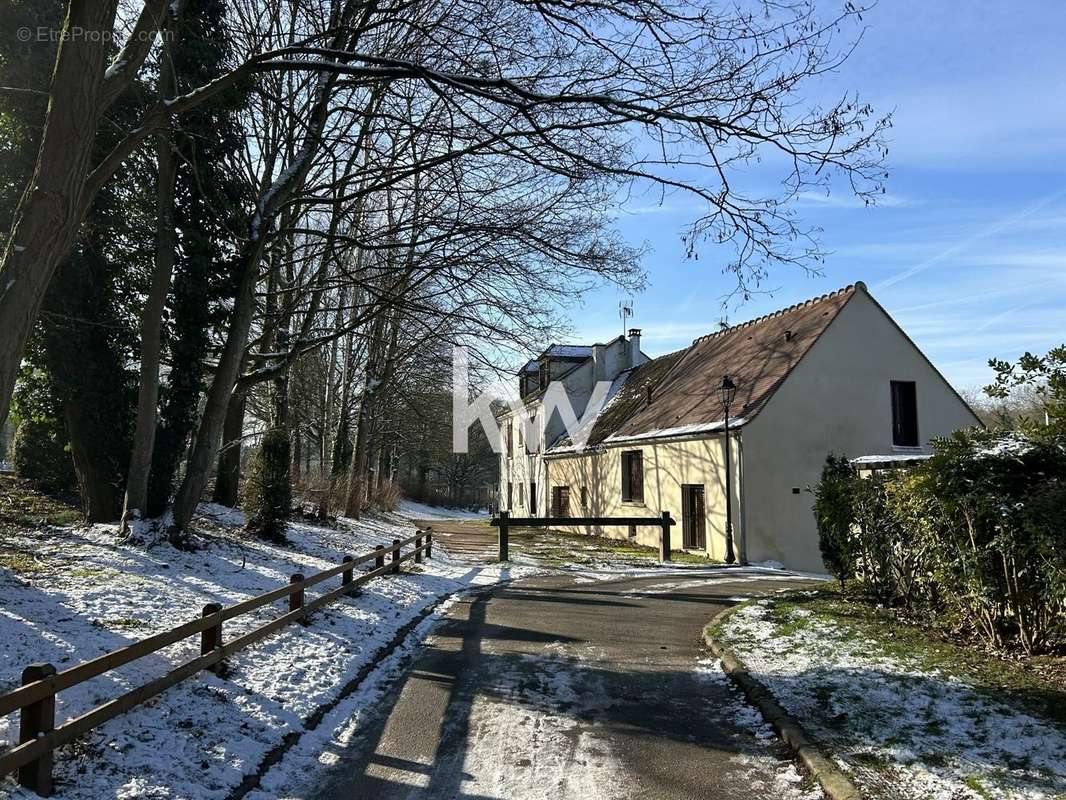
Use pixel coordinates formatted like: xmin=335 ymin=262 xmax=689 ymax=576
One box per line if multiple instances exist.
xmin=718 ymin=375 xmax=737 ymax=564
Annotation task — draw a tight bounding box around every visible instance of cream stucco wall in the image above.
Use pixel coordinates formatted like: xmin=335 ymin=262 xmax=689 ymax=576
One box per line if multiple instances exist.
xmin=544 ymin=434 xmax=741 ymax=559
xmin=740 ymin=289 xmax=981 ymax=571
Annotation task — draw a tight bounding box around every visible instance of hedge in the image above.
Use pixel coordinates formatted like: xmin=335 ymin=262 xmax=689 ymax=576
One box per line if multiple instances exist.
xmin=813 ymin=428 xmax=1066 ymax=655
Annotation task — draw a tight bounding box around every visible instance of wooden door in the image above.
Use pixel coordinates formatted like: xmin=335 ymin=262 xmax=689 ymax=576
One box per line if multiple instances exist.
xmin=682 ymin=485 xmax=706 ymax=549
xmin=551 ymin=486 xmax=570 ymax=517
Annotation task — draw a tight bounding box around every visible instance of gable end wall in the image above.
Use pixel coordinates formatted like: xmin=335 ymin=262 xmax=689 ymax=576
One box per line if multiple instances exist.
xmin=741 ymin=289 xmax=980 ymax=571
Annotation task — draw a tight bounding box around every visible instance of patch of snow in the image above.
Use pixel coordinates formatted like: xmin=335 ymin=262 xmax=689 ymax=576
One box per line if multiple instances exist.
xmin=603 ymin=416 xmax=747 ymax=445
xmin=103 ymin=59 xmax=127 ymax=81
xmin=394 ymin=500 xmax=487 ymax=520
xmin=850 ymin=454 xmax=930 ymax=464
xmin=750 ymin=559 xmax=785 ymax=570
xmin=721 ymin=601 xmax=1066 ymax=799
xmin=974 ymin=432 xmax=1037 ymax=458
xmin=0 ymin=504 xmax=532 ymax=800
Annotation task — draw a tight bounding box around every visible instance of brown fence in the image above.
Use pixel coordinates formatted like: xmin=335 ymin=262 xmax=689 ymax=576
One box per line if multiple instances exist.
xmin=0 ymin=529 xmax=434 ymax=797
xmin=490 ymin=511 xmax=675 ymax=561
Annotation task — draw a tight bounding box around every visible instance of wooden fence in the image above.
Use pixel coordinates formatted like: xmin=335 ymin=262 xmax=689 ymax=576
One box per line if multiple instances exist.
xmin=0 ymin=529 xmax=434 ymax=797
xmin=490 ymin=510 xmax=675 ymax=561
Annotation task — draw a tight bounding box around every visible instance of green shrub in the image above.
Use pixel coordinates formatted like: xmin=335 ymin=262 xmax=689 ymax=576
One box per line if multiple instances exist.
xmin=812 ymin=429 xmax=1066 ymax=654
xmin=910 ymin=428 xmax=1066 ymax=654
xmin=243 ymin=429 xmax=292 ymax=542
xmin=812 ymin=454 xmax=859 ymax=590
xmin=851 ymin=472 xmax=906 ymax=604
xmin=13 ymin=417 xmax=78 ymax=498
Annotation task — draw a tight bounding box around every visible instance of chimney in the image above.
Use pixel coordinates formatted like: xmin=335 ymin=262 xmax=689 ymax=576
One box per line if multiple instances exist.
xmin=591 ymin=343 xmax=606 ymax=382
xmin=628 ymin=328 xmax=642 ymax=368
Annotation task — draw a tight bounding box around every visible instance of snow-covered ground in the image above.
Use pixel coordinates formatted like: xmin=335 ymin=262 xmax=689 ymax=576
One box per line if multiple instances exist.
xmin=720 ymin=599 xmax=1066 ymax=800
xmin=394 ymin=500 xmax=488 ymax=520
xmin=0 ymin=504 xmax=535 ymax=800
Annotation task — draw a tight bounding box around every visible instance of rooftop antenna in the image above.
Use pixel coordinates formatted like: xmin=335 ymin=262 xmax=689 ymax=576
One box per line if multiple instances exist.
xmin=618 ymin=299 xmax=633 ymax=338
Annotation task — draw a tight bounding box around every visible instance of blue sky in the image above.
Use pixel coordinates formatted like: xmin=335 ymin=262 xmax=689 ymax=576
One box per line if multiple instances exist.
xmin=568 ymin=1 xmax=1066 ymax=392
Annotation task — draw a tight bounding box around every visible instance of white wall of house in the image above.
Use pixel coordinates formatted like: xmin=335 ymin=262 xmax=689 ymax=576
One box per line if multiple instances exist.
xmin=740 ymin=288 xmax=981 ymax=571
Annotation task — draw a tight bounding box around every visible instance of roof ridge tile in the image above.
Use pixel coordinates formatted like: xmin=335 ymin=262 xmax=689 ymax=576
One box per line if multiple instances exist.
xmin=690 ymin=283 xmax=856 ymax=345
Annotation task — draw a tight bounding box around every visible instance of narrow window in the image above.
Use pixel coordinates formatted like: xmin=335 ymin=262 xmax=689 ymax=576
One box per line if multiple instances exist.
xmin=506 ymin=482 xmax=512 ymax=510
xmin=621 ymin=450 xmax=644 ymax=503
xmin=529 ymin=481 xmax=537 ymax=515
xmin=891 ymin=381 xmax=919 ymax=447
xmin=580 ymin=485 xmax=588 ymax=509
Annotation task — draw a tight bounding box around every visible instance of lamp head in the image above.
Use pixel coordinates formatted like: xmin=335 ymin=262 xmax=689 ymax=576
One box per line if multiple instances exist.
xmin=719 ymin=375 xmax=737 ymax=409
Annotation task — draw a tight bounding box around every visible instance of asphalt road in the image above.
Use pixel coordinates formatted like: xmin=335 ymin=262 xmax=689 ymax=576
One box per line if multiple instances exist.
xmin=311 ymin=570 xmax=823 ymax=800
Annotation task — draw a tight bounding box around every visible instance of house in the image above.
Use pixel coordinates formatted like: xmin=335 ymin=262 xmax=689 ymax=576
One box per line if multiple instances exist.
xmin=499 ymin=334 xmax=649 ymax=518
xmin=497 ymin=282 xmax=981 ymax=572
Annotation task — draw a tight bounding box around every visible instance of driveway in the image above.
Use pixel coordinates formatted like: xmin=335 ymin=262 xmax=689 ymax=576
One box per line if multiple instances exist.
xmin=311 ymin=571 xmax=823 ymax=799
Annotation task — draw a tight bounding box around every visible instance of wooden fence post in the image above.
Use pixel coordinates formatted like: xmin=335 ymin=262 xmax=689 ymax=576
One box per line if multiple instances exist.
xmin=414 ymin=532 xmax=423 ymax=564
xmin=200 ymin=603 xmax=223 ymax=674
xmin=391 ymin=539 xmax=401 ymax=574
xmin=289 ymin=574 xmax=305 ymax=613
xmin=18 ymin=662 xmax=56 ymax=796
xmin=498 ymin=510 xmax=509 ymax=562
xmin=425 ymin=530 xmax=432 ymax=559
xmin=659 ymin=511 xmax=672 ymax=562
xmin=375 ymin=545 xmax=385 ymax=569
xmin=341 ymin=556 xmax=354 ymax=589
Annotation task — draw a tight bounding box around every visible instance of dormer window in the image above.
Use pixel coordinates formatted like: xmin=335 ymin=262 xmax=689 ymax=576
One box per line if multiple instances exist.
xmin=539 ymin=361 xmax=549 ymax=390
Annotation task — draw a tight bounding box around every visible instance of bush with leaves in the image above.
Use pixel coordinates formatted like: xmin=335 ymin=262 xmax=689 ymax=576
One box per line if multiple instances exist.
xmin=242 ymin=430 xmax=292 ymax=543
xmin=812 ymin=429 xmax=1066 ymax=654
xmin=851 ymin=472 xmax=909 ymax=604
xmin=10 ymin=366 xmax=78 ymax=498
xmin=908 ymin=428 xmax=1066 ymax=654
xmin=812 ymin=454 xmax=859 ymax=590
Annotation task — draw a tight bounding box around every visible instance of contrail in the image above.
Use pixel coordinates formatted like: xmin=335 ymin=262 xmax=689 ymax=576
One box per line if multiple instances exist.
xmin=874 ymin=187 xmax=1066 ymax=291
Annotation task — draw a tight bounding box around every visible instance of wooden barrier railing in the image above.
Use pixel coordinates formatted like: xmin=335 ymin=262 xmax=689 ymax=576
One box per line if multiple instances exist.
xmin=490 ymin=511 xmax=675 ymax=561
xmin=0 ymin=529 xmax=433 ymax=796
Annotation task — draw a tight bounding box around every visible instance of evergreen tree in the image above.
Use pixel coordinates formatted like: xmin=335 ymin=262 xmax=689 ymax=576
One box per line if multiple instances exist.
xmin=146 ymin=0 xmax=251 ymax=515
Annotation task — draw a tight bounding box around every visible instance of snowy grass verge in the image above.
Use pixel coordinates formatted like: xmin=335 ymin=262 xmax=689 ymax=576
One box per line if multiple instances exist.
xmin=717 ymin=592 xmax=1066 ymax=799
xmin=0 ymin=503 xmax=536 ymax=799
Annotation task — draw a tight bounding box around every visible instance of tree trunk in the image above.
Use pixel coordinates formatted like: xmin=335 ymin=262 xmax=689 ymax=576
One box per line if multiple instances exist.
xmin=213 ymin=389 xmax=246 ymax=508
xmin=0 ymin=0 xmax=119 ymax=429
xmin=345 ymin=396 xmax=371 ymax=518
xmin=62 ymin=401 xmax=123 ymax=522
xmin=171 ymin=255 xmax=260 ymax=534
xmin=122 ymin=106 xmax=179 ymax=531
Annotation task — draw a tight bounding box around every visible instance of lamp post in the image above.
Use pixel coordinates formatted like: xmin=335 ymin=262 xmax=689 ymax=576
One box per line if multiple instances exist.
xmin=718 ymin=375 xmax=737 ymax=565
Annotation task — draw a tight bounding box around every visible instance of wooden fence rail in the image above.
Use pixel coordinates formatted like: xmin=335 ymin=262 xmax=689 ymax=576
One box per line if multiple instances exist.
xmin=490 ymin=510 xmax=676 ymax=561
xmin=0 ymin=529 xmax=434 ymax=796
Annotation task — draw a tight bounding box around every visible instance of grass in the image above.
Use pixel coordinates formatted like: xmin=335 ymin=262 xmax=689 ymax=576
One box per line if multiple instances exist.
xmin=0 ymin=473 xmax=83 ymax=530
xmin=757 ymin=588 xmax=1066 ymax=730
xmin=506 ymin=523 xmax=720 ymax=568
xmin=0 ymin=473 xmax=85 ymax=575
xmin=421 ymin=517 xmax=721 ymax=568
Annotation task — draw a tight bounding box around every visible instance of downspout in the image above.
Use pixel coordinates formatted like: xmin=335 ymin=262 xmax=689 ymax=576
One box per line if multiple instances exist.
xmin=543 ymin=455 xmax=549 ymax=519
xmin=736 ymin=430 xmax=748 ymax=564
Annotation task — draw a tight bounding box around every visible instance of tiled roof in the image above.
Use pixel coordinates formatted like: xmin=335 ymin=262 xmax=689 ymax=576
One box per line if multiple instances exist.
xmin=547 ymin=283 xmax=861 ymax=451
